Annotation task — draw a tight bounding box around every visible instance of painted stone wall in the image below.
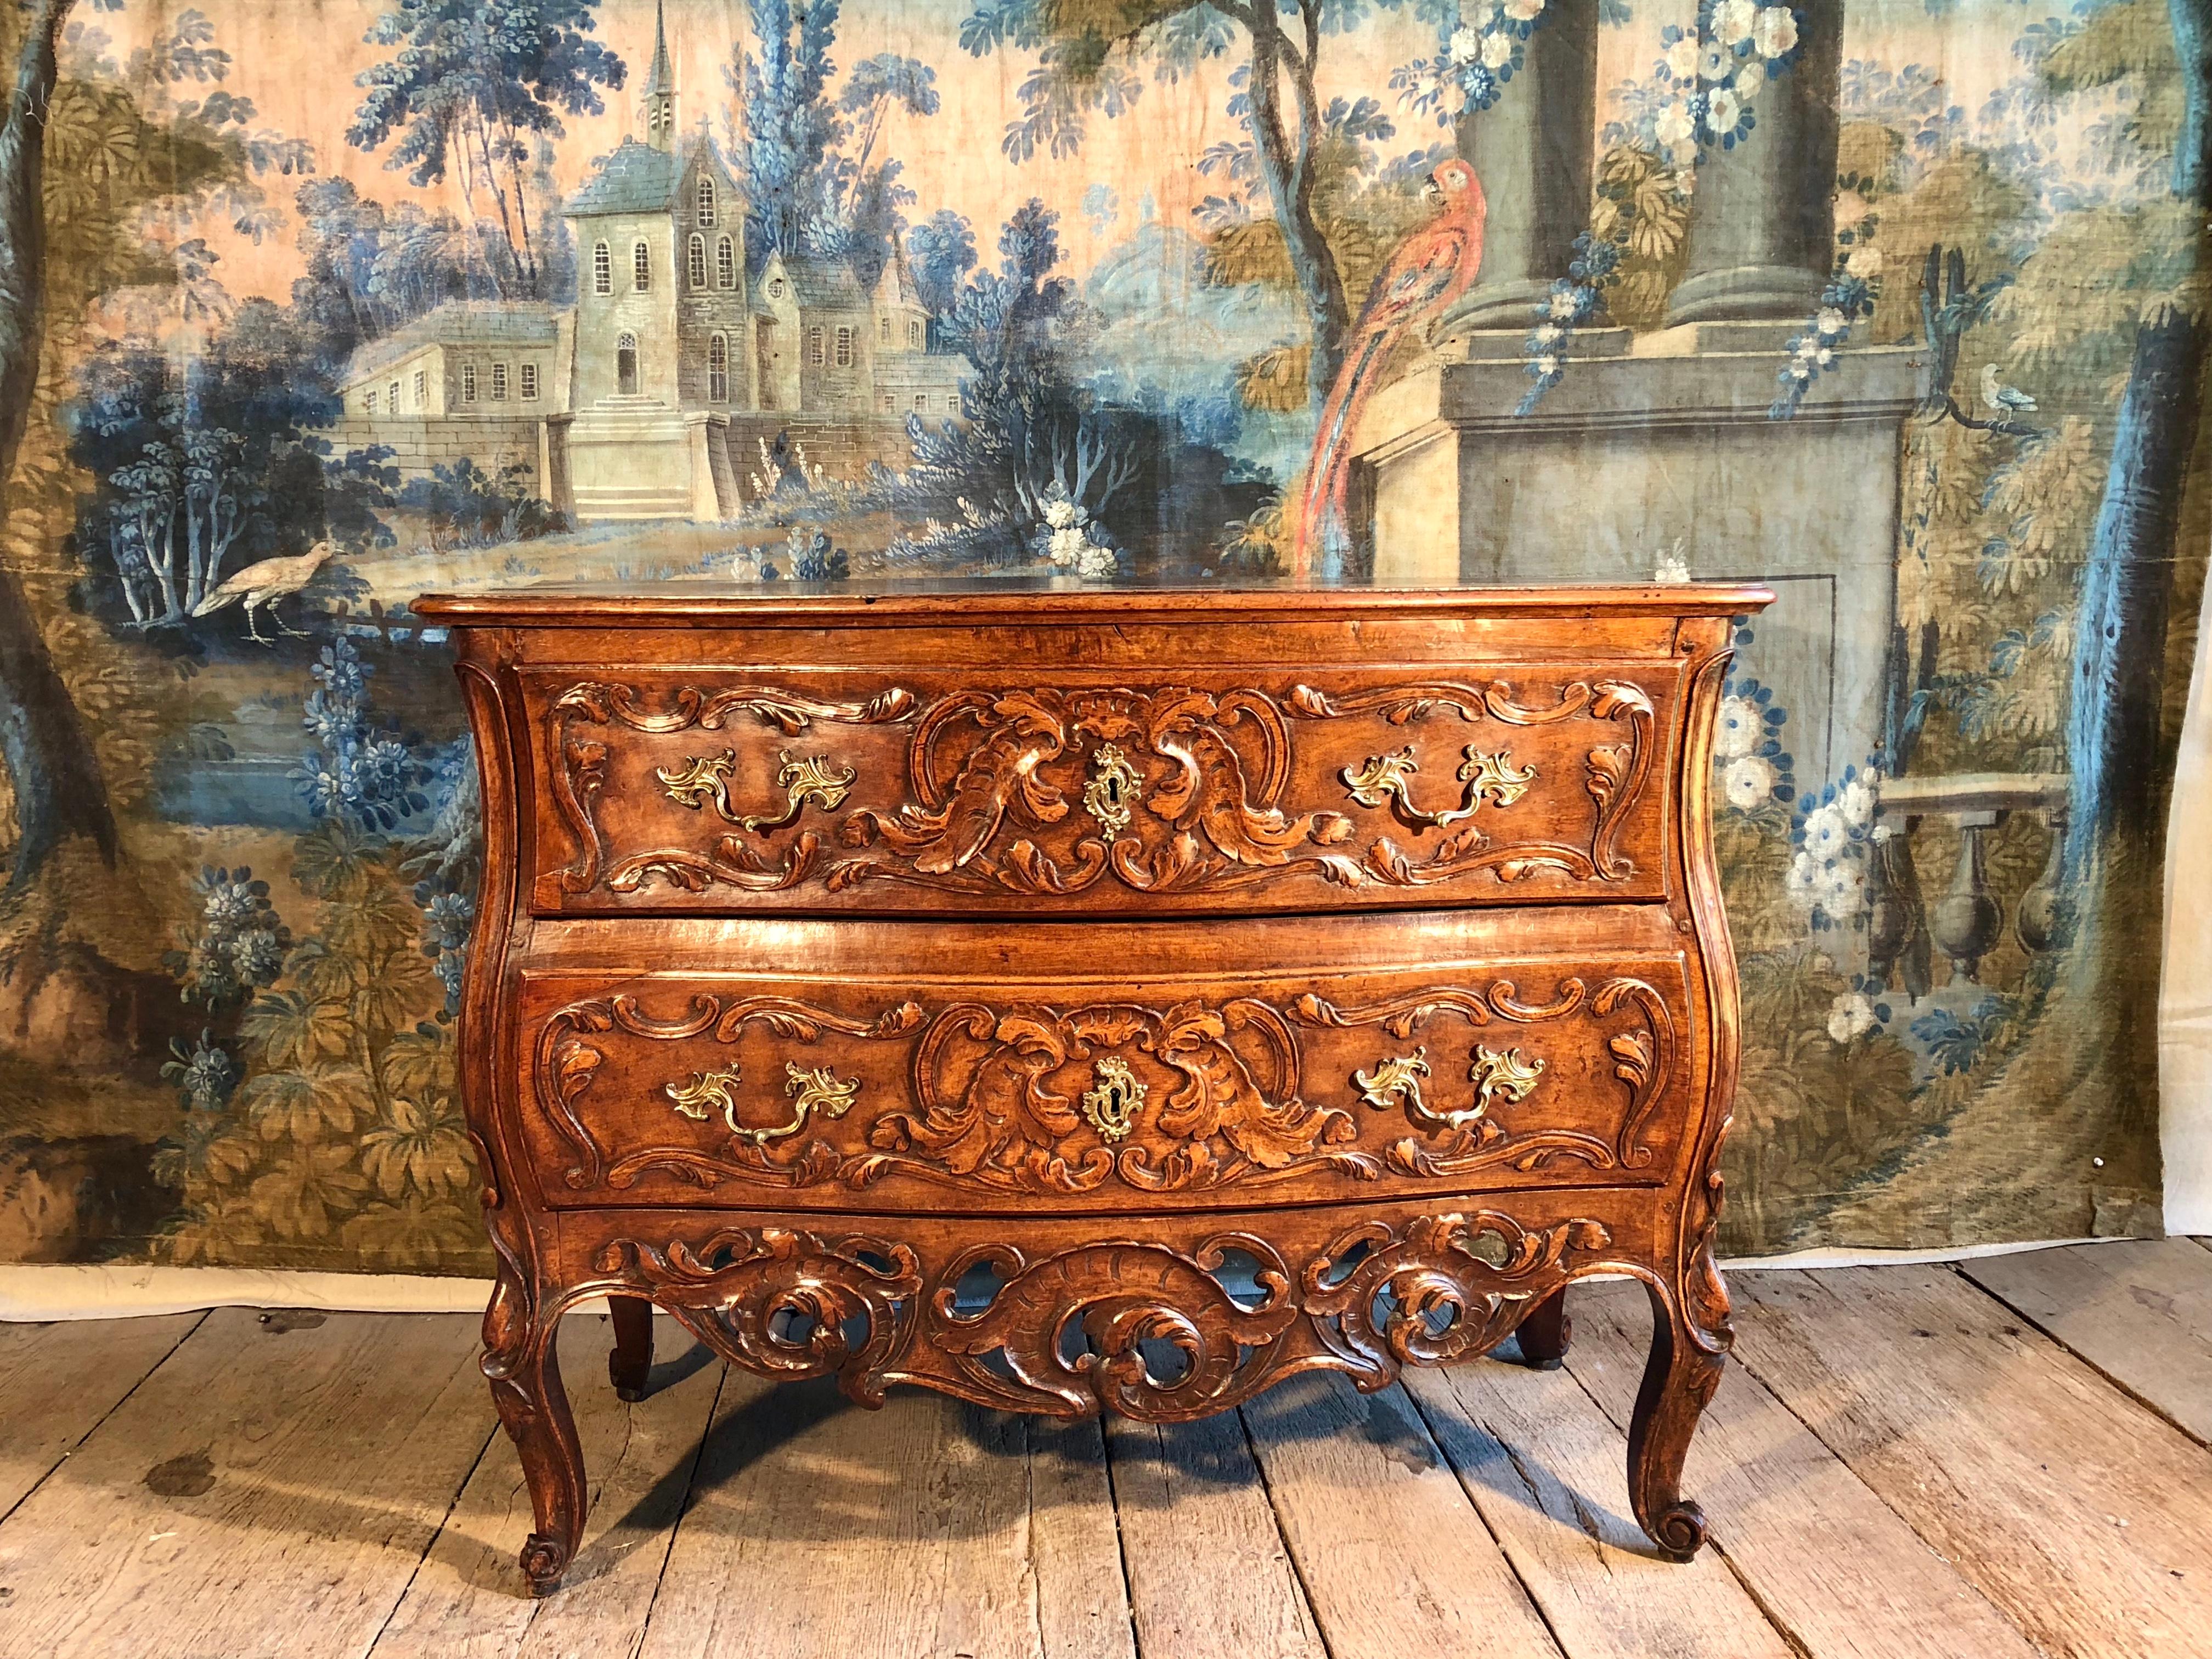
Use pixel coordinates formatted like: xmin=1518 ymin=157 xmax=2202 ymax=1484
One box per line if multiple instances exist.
xmin=0 ymin=0 xmax=2202 ymax=1273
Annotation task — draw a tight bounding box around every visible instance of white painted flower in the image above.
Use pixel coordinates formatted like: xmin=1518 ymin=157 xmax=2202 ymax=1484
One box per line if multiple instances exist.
xmin=1838 ymin=770 xmax=1880 ymax=828
xmin=1846 ymin=244 xmax=1884 ymax=279
xmin=1044 ymin=496 xmax=1080 ymax=529
xmin=1449 ymin=25 xmax=1482 ymax=63
xmin=1707 ymin=87 xmax=1742 ymax=136
xmin=1790 ymin=361 xmax=1812 ymax=380
xmin=1733 ymin=57 xmax=1764 ymax=92
xmin=1714 ymin=696 xmax=1761 ymax=759
xmin=1714 ymin=0 xmax=1758 ymax=46
xmin=1753 ymin=4 xmax=1798 ymax=58
xmin=1796 ymin=336 xmax=1822 ymax=360
xmin=1699 ymin=41 xmax=1729 ymax=80
xmin=1816 ymin=345 xmax=1836 ymax=368
xmin=1802 ymin=803 xmax=1851 ymax=861
xmin=1654 ymin=99 xmax=1696 ymax=148
xmin=1655 ymin=544 xmax=1691 ymax=584
xmin=1535 ymin=353 xmax=1561 ymax=377
xmin=1532 ymin=323 xmax=1565 ymax=348
xmin=1664 ymin=37 xmax=1701 ymax=80
xmin=1049 ymin=526 xmax=1088 ymax=566
xmin=1504 ymin=0 xmax=1545 ymax=21
xmin=1827 ymin=991 xmax=1876 ymax=1045
xmin=1785 ymin=849 xmax=1821 ymax=911
xmin=1815 ymin=860 xmax=1866 ymax=921
xmin=1076 ymin=544 xmax=1117 ymax=579
xmin=1724 ymin=754 xmax=1776 ymax=811
xmin=1481 ymin=30 xmax=1514 ymax=69
xmin=1818 ymin=306 xmax=1847 ymax=337
xmin=1548 ymin=289 xmax=1581 ymax=320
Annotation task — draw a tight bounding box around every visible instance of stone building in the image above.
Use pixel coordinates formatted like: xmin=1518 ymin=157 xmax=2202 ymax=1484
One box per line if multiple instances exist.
xmin=328 ymin=1 xmax=964 ymax=522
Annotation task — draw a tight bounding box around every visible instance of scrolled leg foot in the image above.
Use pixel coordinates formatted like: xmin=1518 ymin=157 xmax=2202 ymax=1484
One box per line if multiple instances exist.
xmin=484 ymin=1300 xmax=586 ymax=1596
xmin=1514 ymin=1286 xmax=1571 ymax=1369
xmin=608 ymin=1295 xmax=655 ymax=1402
xmin=1627 ymin=1277 xmax=1726 ymax=1562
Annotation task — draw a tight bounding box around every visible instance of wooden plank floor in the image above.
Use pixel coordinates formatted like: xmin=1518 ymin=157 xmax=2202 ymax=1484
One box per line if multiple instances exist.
xmin=3 ymin=1245 xmax=2211 ymax=1658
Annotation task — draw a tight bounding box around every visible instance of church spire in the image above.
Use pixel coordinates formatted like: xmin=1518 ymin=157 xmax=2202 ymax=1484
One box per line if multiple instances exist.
xmin=644 ymin=0 xmax=676 ymax=151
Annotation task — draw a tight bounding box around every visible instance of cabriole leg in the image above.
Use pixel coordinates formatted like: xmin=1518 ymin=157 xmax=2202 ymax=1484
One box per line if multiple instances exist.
xmin=484 ymin=1300 xmax=586 ymax=1596
xmin=1514 ymin=1285 xmax=1572 ymax=1369
xmin=608 ymin=1295 xmax=656 ymax=1402
xmin=1627 ymin=1276 xmax=1726 ymax=1561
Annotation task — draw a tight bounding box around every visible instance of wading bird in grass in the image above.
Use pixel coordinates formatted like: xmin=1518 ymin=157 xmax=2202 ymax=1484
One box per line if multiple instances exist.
xmin=190 ymin=540 xmax=335 ymax=644
xmin=1293 ymin=160 xmax=1488 ymax=581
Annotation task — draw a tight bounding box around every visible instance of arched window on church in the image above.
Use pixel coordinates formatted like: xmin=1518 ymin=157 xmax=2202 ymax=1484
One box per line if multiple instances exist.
xmin=634 ymin=241 xmax=651 ymax=291
xmin=708 ymin=333 xmax=729 ymax=404
xmin=808 ymin=325 xmax=824 ymax=366
xmin=698 ymin=176 xmax=716 ymax=227
xmin=689 ymin=234 xmax=706 ymax=291
xmin=593 ymin=241 xmax=611 ymax=296
xmin=617 ymin=332 xmax=639 ymax=397
xmin=717 ymin=236 xmax=736 ymax=290
xmin=834 ymin=325 xmax=854 ymax=368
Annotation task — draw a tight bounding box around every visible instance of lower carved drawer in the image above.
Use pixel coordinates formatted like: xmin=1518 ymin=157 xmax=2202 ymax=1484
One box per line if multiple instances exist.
xmin=516 ymin=944 xmax=1701 ymax=1212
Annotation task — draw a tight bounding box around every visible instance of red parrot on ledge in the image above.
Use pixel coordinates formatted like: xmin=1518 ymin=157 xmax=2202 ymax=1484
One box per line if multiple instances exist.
xmin=1291 ymin=159 xmax=1487 ymax=580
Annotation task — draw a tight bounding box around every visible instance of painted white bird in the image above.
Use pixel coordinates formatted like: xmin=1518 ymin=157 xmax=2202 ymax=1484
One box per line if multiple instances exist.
xmin=190 ymin=540 xmax=335 ymax=644
xmin=1980 ymin=362 xmax=2037 ymax=416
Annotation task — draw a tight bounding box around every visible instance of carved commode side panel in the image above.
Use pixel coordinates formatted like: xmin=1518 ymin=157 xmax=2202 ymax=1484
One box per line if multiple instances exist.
xmin=533 ymin=672 xmax=1664 ymax=909
xmin=525 ymin=970 xmax=1683 ymax=1205
xmin=578 ymin=1207 xmax=1620 ymax=1423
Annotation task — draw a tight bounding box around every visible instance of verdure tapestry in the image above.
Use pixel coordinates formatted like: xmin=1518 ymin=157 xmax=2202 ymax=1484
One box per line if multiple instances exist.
xmin=0 ymin=0 xmax=2201 ymax=1271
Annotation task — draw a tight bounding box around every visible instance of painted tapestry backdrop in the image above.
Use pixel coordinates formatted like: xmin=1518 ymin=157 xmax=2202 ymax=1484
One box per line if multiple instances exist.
xmin=0 ymin=0 xmax=2200 ymax=1271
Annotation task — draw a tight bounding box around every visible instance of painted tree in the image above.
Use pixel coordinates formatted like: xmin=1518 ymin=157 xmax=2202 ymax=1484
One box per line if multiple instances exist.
xmin=348 ymin=0 xmax=625 ymax=300
xmin=907 ymin=207 xmax=977 ymax=318
xmin=736 ymin=0 xmax=843 ymax=264
xmin=0 ymin=0 xmax=117 ymax=888
xmin=960 ymin=0 xmax=1427 ymax=403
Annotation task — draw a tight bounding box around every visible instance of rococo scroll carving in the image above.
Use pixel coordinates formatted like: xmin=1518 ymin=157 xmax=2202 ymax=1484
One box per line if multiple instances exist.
xmin=533 ymin=975 xmax=1674 ymax=1199
xmin=1304 ymin=1211 xmax=1614 ymax=1372
xmin=595 ymin=1227 xmax=921 ymax=1403
xmin=546 ymin=680 xmax=918 ymax=893
xmin=544 ymin=676 xmax=1657 ymax=900
xmin=583 ymin=1209 xmax=1615 ymax=1421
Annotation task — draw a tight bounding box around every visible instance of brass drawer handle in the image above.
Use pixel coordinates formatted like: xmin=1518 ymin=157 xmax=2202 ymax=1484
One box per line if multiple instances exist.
xmin=666 ymin=1060 xmax=861 ymax=1143
xmin=1341 ymin=745 xmax=1536 ymax=829
xmin=1355 ymin=1043 xmax=1545 ymax=1131
xmin=658 ymin=749 xmax=857 ymax=833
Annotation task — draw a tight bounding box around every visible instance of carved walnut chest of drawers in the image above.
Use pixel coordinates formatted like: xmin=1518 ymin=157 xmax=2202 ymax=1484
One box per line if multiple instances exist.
xmin=414 ymin=575 xmax=1772 ymax=1594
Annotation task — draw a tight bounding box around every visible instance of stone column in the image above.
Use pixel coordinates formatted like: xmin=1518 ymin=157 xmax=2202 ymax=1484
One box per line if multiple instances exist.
xmin=1665 ymin=0 xmax=1844 ymax=326
xmin=1435 ymin=0 xmax=1601 ymax=338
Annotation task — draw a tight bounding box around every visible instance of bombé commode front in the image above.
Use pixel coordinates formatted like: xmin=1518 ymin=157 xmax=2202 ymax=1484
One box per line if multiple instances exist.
xmin=413 ymin=574 xmax=1772 ymax=1595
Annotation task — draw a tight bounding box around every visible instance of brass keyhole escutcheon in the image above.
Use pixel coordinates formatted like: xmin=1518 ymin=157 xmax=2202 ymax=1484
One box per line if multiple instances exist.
xmin=1081 ymin=1055 xmax=1146 ymax=1142
xmin=1083 ymin=743 xmax=1144 ymax=842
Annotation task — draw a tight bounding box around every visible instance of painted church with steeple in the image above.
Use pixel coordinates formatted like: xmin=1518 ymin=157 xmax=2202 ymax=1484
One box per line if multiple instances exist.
xmin=330 ymin=2 xmax=967 ymax=522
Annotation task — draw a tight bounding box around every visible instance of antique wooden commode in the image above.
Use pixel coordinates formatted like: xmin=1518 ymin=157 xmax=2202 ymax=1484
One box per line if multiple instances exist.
xmin=414 ymin=575 xmax=1772 ymax=1594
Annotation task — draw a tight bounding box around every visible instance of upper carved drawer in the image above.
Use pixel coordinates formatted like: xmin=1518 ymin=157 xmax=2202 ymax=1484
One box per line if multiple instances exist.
xmin=521 ymin=667 xmax=1683 ymax=915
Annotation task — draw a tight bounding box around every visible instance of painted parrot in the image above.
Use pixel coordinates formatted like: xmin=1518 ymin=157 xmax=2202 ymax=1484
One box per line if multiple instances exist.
xmin=1292 ymin=160 xmax=1487 ymax=580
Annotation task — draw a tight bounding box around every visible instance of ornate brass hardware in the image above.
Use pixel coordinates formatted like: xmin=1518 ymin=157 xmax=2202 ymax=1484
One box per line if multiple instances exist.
xmin=1468 ymin=1045 xmax=1545 ymax=1118
xmin=1355 ymin=1043 xmax=1544 ymax=1131
xmin=1082 ymin=742 xmax=1144 ymax=840
xmin=1080 ymin=1054 xmax=1146 ymax=1142
xmin=666 ymin=1060 xmax=862 ymax=1144
xmin=1340 ymin=745 xmax=1536 ymax=829
xmin=657 ymin=748 xmax=857 ymax=833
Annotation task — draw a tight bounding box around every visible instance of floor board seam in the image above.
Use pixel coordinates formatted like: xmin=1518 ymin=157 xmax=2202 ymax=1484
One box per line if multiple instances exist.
xmin=359 ymin=1414 xmax=504 ymax=1658
xmin=1949 ymin=1260 xmax=2212 ymax=1451
xmin=0 ymin=1308 xmax=211 ymax=1533
xmin=1233 ymin=1404 xmax=1336 ymax=1659
xmin=1086 ymin=1420 xmax=1145 ymax=1659
xmin=627 ymin=1359 xmax=733 ymax=1659
xmin=1397 ymin=1369 xmax=1574 ymax=1659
